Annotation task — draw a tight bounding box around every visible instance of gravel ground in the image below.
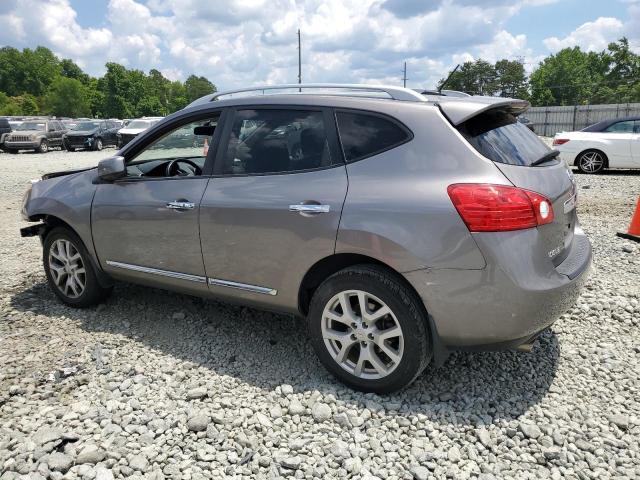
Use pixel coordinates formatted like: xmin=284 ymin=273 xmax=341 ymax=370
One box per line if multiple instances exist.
xmin=0 ymin=148 xmax=639 ymax=480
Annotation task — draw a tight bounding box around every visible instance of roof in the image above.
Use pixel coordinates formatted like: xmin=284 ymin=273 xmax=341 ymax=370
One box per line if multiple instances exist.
xmin=581 ymin=116 xmax=640 ymax=132
xmin=183 ymin=83 xmax=529 ymax=126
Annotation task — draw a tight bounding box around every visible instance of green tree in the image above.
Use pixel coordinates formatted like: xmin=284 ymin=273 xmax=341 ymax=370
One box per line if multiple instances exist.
xmin=439 ymin=60 xmax=498 ymax=96
xmin=184 ymin=75 xmax=216 ymax=103
xmin=44 ymin=77 xmax=90 ymax=117
xmin=60 ymin=58 xmax=90 ymax=84
xmin=494 ymin=60 xmax=529 ymax=99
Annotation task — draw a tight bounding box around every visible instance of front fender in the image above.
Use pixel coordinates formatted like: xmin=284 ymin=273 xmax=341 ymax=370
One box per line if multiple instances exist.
xmin=24 ymin=169 xmax=99 ymax=259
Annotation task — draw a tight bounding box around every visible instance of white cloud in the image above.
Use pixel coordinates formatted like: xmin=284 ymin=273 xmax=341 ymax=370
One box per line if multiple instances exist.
xmin=543 ymin=17 xmax=624 ymax=53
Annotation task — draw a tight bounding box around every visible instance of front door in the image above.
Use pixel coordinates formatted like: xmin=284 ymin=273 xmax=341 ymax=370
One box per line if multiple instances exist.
xmin=200 ymin=107 xmax=348 ymax=312
xmin=92 ymin=113 xmax=222 ymax=294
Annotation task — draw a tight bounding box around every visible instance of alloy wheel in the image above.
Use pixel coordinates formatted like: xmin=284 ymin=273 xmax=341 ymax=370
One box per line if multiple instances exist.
xmin=579 ymin=151 xmax=604 ymax=173
xmin=48 ymin=239 xmax=86 ymax=298
xmin=321 ymin=290 xmax=404 ymax=379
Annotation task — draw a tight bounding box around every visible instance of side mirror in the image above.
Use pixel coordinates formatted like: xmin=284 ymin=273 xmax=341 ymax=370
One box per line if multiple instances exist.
xmin=98 ymin=156 xmax=126 ymax=181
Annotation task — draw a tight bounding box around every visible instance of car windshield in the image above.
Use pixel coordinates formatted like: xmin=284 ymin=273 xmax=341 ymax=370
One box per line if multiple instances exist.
xmin=127 ymin=120 xmax=153 ymax=129
xmin=73 ymin=122 xmax=101 ymax=130
xmin=16 ymin=122 xmax=45 ymax=131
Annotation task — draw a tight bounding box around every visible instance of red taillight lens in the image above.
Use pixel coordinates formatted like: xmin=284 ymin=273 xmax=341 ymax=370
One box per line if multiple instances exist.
xmin=447 ymin=184 xmax=554 ymax=232
xmin=552 ymin=138 xmax=569 ymax=146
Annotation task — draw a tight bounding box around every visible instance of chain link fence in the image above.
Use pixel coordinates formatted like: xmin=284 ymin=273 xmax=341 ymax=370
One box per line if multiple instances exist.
xmin=524 ymin=103 xmax=640 ymax=137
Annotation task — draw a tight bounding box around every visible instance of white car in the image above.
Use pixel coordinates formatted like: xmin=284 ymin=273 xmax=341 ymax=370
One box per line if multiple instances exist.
xmin=552 ymin=117 xmax=640 ymax=174
xmin=116 ymin=117 xmax=163 ymax=148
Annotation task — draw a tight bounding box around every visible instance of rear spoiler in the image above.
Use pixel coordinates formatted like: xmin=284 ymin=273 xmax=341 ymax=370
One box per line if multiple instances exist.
xmin=424 ymin=95 xmax=530 ymax=126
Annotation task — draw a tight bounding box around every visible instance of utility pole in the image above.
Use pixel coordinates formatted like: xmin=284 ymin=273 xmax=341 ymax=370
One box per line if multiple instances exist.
xmin=297 ymin=29 xmax=302 ymax=92
xmin=402 ymin=62 xmax=407 ymax=88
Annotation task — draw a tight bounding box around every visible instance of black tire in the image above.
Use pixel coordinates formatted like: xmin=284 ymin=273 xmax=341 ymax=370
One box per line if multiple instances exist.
xmin=66 ymin=145 xmax=75 ymax=152
xmin=576 ymin=149 xmax=606 ymax=174
xmin=37 ymin=139 xmax=48 ymax=153
xmin=5 ymin=148 xmax=17 ymax=154
xmin=93 ymin=137 xmax=103 ymax=151
xmin=43 ymin=227 xmax=112 ymax=308
xmin=307 ymin=264 xmax=431 ymax=393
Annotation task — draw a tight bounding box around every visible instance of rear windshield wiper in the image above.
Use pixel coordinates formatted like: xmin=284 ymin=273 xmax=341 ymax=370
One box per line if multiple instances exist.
xmin=530 ymin=149 xmax=560 ymax=167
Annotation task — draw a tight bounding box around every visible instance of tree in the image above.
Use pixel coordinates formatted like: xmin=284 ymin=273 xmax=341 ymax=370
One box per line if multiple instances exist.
xmin=494 ymin=60 xmax=529 ymax=99
xmin=438 ymin=60 xmax=498 ymax=96
xmin=184 ymin=75 xmax=216 ymax=103
xmin=60 ymin=58 xmax=90 ymax=84
xmin=44 ymin=77 xmax=90 ymax=117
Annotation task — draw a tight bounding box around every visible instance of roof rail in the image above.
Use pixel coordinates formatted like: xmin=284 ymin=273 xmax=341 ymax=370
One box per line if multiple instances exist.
xmin=189 ymin=83 xmax=428 ymax=107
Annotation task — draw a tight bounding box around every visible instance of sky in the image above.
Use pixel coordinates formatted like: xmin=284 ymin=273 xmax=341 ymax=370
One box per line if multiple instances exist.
xmin=0 ymin=0 xmax=638 ymax=91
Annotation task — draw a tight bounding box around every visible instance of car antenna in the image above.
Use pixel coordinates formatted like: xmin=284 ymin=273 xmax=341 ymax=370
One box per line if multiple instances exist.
xmin=438 ymin=64 xmax=460 ymax=93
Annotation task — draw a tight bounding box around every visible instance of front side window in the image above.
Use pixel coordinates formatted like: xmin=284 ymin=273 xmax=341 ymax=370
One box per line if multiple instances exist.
xmin=336 ymin=111 xmax=411 ymax=162
xmin=125 ymin=116 xmax=219 ymax=178
xmin=604 ymin=120 xmax=636 ymax=133
xmin=222 ymin=109 xmax=332 ymax=175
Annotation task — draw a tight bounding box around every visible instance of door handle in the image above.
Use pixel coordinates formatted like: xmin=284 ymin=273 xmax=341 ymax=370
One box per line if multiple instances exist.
xmin=166 ymin=201 xmax=195 ymax=210
xmin=289 ymin=204 xmax=330 ymax=214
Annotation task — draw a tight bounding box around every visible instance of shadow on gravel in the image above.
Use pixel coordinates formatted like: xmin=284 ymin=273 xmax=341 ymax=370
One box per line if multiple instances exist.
xmin=10 ymin=280 xmax=560 ymax=424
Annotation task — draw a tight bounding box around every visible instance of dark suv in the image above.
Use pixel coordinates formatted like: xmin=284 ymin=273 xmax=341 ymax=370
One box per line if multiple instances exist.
xmin=63 ymin=120 xmax=120 ymax=151
xmin=4 ymin=119 xmax=66 ymax=153
xmin=0 ymin=118 xmax=11 ymax=151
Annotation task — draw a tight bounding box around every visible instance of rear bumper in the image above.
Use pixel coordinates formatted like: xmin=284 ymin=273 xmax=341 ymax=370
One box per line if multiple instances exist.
xmin=404 ymin=228 xmax=592 ymax=348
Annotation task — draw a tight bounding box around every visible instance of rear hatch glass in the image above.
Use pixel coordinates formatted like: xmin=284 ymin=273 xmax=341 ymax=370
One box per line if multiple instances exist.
xmin=456 ymin=107 xmax=578 ymax=266
xmin=457 ymin=109 xmax=550 ymax=166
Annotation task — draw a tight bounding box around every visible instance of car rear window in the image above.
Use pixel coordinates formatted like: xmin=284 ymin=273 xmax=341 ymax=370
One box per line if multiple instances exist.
xmin=457 ymin=109 xmax=551 ymax=166
xmin=336 ymin=111 xmax=411 ymax=162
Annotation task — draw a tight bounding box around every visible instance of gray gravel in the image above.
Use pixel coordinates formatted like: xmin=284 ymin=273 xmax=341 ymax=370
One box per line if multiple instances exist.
xmin=1 ymin=148 xmax=639 ymax=479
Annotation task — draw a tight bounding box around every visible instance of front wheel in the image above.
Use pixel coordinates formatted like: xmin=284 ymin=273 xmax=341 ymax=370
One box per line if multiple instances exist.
xmin=93 ymin=137 xmax=103 ymax=151
xmin=308 ymin=265 xmax=431 ymax=393
xmin=43 ymin=227 xmax=112 ymax=308
xmin=577 ymin=150 xmax=606 ymax=174
xmin=37 ymin=139 xmax=48 ymax=153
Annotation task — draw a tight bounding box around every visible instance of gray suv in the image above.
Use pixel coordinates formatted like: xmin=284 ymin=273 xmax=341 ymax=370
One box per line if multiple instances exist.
xmin=5 ymin=119 xmax=66 ymax=153
xmin=20 ymin=84 xmax=592 ymax=393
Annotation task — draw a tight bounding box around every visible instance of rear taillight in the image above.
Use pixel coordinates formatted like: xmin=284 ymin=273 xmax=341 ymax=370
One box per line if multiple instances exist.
xmin=447 ymin=184 xmax=554 ymax=232
xmin=552 ymin=138 xmax=569 ymax=146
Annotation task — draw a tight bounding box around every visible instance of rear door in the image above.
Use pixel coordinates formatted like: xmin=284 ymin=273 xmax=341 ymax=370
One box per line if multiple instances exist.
xmin=200 ymin=106 xmax=347 ymax=312
xmin=454 ymin=107 xmax=577 ymax=265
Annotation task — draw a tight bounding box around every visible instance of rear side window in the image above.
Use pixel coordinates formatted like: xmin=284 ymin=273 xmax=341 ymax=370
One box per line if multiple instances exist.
xmin=458 ymin=110 xmax=551 ymax=166
xmin=336 ymin=111 xmax=411 ymax=162
xmin=604 ymin=120 xmax=637 ymax=133
xmin=222 ymin=109 xmax=332 ymax=175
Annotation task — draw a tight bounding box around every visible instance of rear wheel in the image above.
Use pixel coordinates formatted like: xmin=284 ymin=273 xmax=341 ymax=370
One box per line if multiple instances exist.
xmin=308 ymin=265 xmax=431 ymax=393
xmin=43 ymin=227 xmax=112 ymax=308
xmin=577 ymin=150 xmax=606 ymax=174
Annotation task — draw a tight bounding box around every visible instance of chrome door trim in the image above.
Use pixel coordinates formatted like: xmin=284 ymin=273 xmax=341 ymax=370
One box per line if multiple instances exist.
xmin=105 ymin=260 xmax=207 ymax=283
xmin=208 ymin=277 xmax=277 ymax=296
xmin=289 ymin=204 xmax=330 ymax=213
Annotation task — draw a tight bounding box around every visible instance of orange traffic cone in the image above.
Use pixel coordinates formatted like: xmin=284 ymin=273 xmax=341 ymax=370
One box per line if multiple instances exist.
xmin=203 ymin=138 xmax=209 ymax=156
xmin=617 ymin=197 xmax=640 ymax=243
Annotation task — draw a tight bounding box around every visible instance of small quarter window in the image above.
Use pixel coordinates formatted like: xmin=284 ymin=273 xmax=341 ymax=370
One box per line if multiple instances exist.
xmin=222 ymin=109 xmax=332 ymax=175
xmin=336 ymin=111 xmax=411 ymax=162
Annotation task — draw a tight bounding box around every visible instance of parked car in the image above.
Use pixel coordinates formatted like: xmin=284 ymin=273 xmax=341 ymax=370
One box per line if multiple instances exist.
xmin=20 ymin=84 xmax=591 ymax=393
xmin=0 ymin=117 xmax=12 ymax=151
xmin=63 ymin=120 xmax=121 ymax=151
xmin=553 ymin=116 xmax=640 ymax=173
xmin=518 ymin=116 xmax=535 ymax=132
xmin=116 ymin=117 xmax=163 ymax=147
xmin=4 ymin=119 xmax=66 ymax=153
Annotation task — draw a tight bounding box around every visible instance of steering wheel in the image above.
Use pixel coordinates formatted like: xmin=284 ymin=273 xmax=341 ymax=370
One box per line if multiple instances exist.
xmin=165 ymin=159 xmax=202 ymax=177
